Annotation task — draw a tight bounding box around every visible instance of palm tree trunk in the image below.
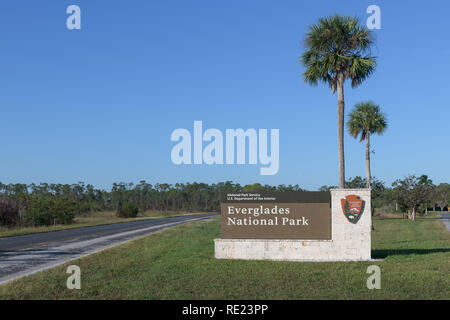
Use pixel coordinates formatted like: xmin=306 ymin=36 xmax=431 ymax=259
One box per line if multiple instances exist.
xmin=366 ymin=131 xmax=374 ymax=230
xmin=337 ymin=73 xmax=345 ymax=188
xmin=365 ymin=131 xmax=371 ymax=189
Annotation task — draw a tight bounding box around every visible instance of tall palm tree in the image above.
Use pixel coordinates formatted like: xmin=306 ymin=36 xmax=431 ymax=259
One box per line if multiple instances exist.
xmin=301 ymin=15 xmax=377 ymax=188
xmin=347 ymin=101 xmax=387 ymax=188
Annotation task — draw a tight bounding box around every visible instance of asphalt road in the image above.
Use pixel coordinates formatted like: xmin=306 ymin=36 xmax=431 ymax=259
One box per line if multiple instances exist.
xmin=440 ymin=213 xmax=450 ymax=231
xmin=0 ymin=213 xmax=217 ymax=285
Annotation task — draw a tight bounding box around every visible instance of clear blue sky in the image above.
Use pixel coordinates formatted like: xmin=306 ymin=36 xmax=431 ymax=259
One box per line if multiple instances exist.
xmin=1 ymin=0 xmax=449 ymax=190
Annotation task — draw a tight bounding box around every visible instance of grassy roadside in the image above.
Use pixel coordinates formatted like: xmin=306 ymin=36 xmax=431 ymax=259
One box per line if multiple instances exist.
xmin=0 ymin=210 xmax=212 ymax=238
xmin=0 ymin=217 xmax=448 ymax=299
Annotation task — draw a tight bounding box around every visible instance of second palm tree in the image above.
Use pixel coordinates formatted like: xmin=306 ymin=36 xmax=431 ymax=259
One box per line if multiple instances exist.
xmin=347 ymin=101 xmax=387 ymax=188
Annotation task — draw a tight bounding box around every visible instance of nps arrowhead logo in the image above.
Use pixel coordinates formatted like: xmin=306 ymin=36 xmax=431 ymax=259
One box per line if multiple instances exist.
xmin=341 ymin=195 xmax=365 ymax=224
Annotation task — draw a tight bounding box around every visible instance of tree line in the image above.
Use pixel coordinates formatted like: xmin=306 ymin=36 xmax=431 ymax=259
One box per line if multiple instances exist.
xmin=320 ymin=175 xmax=449 ymax=221
xmin=0 ymin=181 xmax=300 ymax=227
xmin=0 ymin=176 xmax=448 ymax=227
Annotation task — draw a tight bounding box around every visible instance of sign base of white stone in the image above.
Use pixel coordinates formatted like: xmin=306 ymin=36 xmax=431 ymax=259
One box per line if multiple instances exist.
xmin=215 ymin=189 xmax=372 ymax=262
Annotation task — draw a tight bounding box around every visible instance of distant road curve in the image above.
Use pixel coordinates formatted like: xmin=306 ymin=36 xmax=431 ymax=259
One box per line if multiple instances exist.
xmin=440 ymin=213 xmax=450 ymax=231
xmin=0 ymin=213 xmax=218 ymax=285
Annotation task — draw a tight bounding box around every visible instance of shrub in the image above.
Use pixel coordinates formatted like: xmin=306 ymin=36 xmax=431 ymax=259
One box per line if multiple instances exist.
xmin=117 ymin=202 xmax=139 ymax=218
xmin=0 ymin=200 xmax=20 ymax=226
xmin=26 ymin=197 xmax=76 ymax=226
xmin=78 ymin=202 xmax=91 ymax=214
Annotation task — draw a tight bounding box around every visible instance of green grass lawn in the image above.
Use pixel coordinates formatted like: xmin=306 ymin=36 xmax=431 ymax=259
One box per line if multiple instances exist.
xmin=0 ymin=210 xmax=209 ymax=238
xmin=0 ymin=217 xmax=448 ymax=299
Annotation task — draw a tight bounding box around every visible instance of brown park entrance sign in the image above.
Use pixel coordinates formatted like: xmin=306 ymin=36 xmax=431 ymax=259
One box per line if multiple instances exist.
xmin=221 ymin=191 xmax=331 ymax=239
